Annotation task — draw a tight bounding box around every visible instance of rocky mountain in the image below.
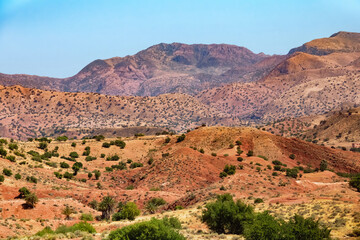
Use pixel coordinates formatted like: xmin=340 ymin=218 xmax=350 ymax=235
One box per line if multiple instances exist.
xmin=198 ymin=32 xmax=360 ymax=121
xmin=0 ymin=43 xmax=283 ymax=96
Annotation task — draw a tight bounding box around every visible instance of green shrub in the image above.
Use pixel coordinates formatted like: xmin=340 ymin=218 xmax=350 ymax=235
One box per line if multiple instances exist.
xmin=38 ymin=142 xmax=48 ymax=150
xmin=8 ymin=143 xmax=18 ymax=150
xmin=289 ymin=154 xmax=296 ymax=160
xmin=243 ymin=211 xmax=282 ymax=240
xmin=320 ymin=160 xmax=328 ymax=171
xmin=254 ymin=198 xmax=264 ymax=204
xmin=223 ymin=164 xmax=236 ymax=175
xmin=54 ymin=172 xmax=62 ymax=179
xmin=257 ymin=155 xmax=268 ymax=161
xmin=56 ymin=136 xmax=68 ymax=141
xmin=202 ymin=194 xmax=254 ymax=234
xmin=26 ymin=176 xmax=38 ymax=183
xmin=0 ymin=175 xmax=4 ymax=182
xmin=102 ymin=142 xmax=111 ymax=148
xmin=85 ymin=156 xmax=97 ymax=161
xmin=286 ymin=168 xmax=299 ymax=178
xmin=112 ymin=161 xmax=127 ymax=170
xmin=114 ymin=140 xmax=126 ymax=149
xmin=176 ymin=134 xmax=186 ymax=143
xmin=3 ymin=168 xmax=12 ymax=176
xmin=15 ymin=173 xmax=21 ymax=180
xmin=112 ymin=202 xmax=140 ymax=221
xmin=126 ymin=185 xmax=134 ymax=190
xmin=63 ymin=172 xmax=73 ymax=179
xmin=0 ymin=147 xmax=7 ymax=157
xmin=219 ymin=171 xmax=228 ymax=178
xmin=69 ymin=152 xmax=79 ymax=158
xmin=237 ymin=157 xmax=243 ymax=162
xmin=55 ymin=221 xmax=96 ymax=234
xmin=35 ymin=226 xmax=54 ymax=236
xmin=282 ymin=215 xmax=331 ymax=240
xmin=93 ymin=135 xmax=105 ymax=141
xmin=246 ymin=150 xmax=254 ymax=157
xmin=274 ymin=165 xmax=282 ymax=171
xmin=108 ymin=218 xmax=185 ymax=240
xmin=60 ymin=162 xmax=70 ymax=168
xmin=162 ymin=216 xmax=182 ymax=229
xmin=130 ymin=162 xmax=143 ymax=169
xmin=107 ymin=154 xmax=120 ymax=161
xmin=350 ymin=176 xmax=360 ymax=192
xmin=80 ymin=213 xmax=94 ymax=221
xmin=71 ymin=142 xmax=76 ymax=147
xmin=272 ymin=160 xmax=283 ymax=165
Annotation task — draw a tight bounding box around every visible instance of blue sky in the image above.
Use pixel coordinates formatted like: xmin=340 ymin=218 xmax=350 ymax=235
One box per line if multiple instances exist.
xmin=1 ymin=0 xmax=360 ymax=77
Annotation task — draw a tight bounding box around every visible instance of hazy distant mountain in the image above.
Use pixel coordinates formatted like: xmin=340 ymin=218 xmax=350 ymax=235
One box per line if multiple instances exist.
xmin=0 ymin=43 xmax=283 ymax=96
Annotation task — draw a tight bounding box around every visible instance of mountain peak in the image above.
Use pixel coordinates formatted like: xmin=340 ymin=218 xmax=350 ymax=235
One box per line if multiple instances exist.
xmin=289 ymin=31 xmax=360 ymax=55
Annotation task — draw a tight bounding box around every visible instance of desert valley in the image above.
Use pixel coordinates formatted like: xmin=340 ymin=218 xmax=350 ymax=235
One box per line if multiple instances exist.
xmin=1 ymin=30 xmax=360 ymax=240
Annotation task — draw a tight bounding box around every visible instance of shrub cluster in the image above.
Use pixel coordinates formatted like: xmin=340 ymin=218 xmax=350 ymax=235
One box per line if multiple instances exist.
xmin=108 ymin=217 xmax=185 ymax=240
xmin=202 ymin=194 xmax=331 ymax=239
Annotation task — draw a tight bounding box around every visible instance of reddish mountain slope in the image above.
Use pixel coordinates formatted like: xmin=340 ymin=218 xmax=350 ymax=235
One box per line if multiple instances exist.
xmin=0 ymin=43 xmax=282 ymax=96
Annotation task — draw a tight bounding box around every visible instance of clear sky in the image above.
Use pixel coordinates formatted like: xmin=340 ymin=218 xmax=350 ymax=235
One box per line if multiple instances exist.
xmin=1 ymin=0 xmax=360 ymax=78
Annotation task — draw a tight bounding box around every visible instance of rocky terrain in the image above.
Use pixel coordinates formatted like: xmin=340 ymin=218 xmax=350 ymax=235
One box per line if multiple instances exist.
xmin=0 ymin=85 xmax=235 ymax=139
xmin=1 ymin=127 xmax=360 ymax=239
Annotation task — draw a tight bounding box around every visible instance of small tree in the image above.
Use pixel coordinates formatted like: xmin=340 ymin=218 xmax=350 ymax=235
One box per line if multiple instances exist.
xmin=62 ymin=206 xmax=75 ymax=220
xmin=98 ymin=196 xmax=116 ymax=220
xmin=18 ymin=187 xmax=30 ymax=198
xmin=25 ymin=192 xmax=39 ymax=208
xmin=202 ymin=194 xmax=254 ymax=234
xmin=72 ymin=162 xmax=83 ymax=175
xmin=88 ymin=172 xmax=93 ymax=179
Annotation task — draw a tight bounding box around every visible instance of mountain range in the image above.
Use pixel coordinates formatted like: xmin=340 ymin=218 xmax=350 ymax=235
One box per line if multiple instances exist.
xmin=1 ymin=31 xmax=360 ymax=138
